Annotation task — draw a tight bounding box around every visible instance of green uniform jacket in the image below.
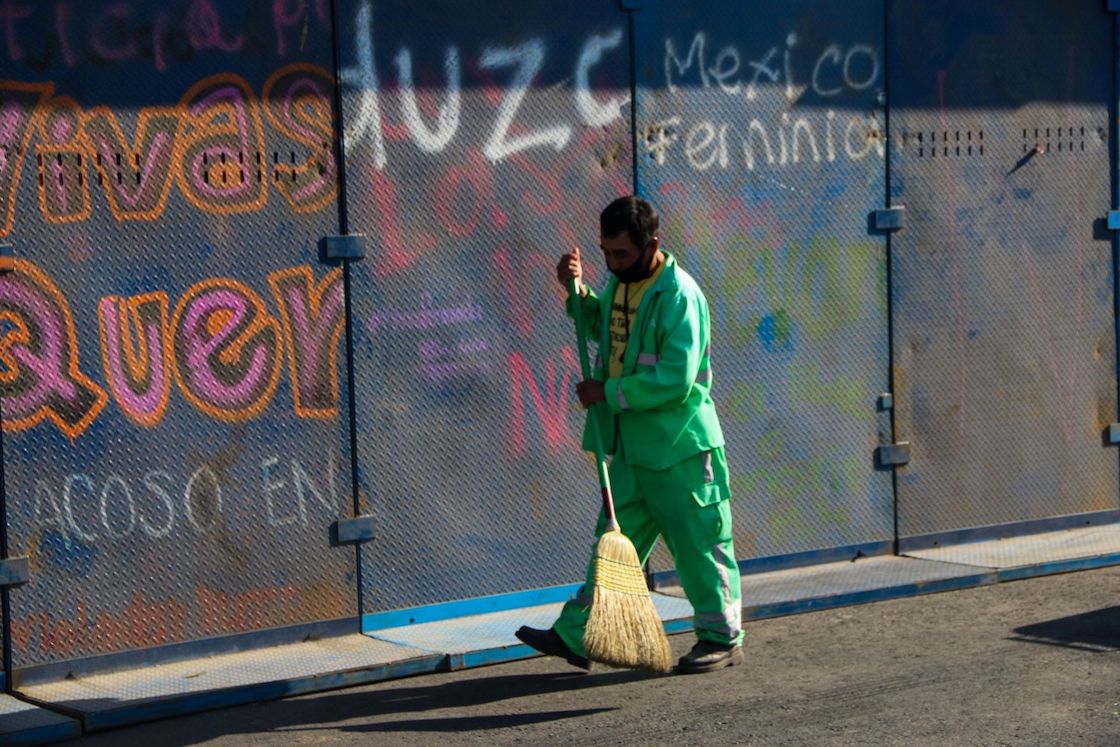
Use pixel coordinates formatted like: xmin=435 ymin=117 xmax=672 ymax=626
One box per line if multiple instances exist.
xmin=567 ymin=252 xmax=724 ymax=472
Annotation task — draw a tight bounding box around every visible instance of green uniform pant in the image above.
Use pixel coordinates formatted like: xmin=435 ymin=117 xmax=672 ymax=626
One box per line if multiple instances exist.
xmin=553 ymin=447 xmax=743 ymax=659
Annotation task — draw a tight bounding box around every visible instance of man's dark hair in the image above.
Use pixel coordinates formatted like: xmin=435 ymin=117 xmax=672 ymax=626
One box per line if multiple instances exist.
xmin=600 ymin=195 xmax=659 ymax=248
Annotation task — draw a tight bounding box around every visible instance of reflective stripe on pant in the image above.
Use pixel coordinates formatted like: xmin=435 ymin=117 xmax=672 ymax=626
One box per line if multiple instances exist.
xmin=553 ymin=447 xmax=743 ymax=659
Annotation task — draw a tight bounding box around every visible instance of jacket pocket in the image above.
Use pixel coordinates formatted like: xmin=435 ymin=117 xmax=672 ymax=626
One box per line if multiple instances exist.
xmin=690 ymin=450 xmax=727 ymax=506
xmin=691 ymin=482 xmax=725 ymax=507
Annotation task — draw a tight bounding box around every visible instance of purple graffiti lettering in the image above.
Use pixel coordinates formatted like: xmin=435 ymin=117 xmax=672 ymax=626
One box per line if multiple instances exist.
xmin=2 ymin=81 xmax=52 ymax=236
xmin=54 ymin=3 xmax=76 ymax=67
xmin=188 ymin=146 xmax=243 ymax=198
xmin=186 ymin=0 xmax=244 ymax=53
xmin=285 ymin=80 xmax=333 ymax=205
xmin=268 ymin=268 xmax=342 ymax=417
xmin=417 ymin=337 xmax=490 ymax=382
xmin=37 ymin=101 xmax=89 ymax=222
xmin=152 ymin=10 xmax=170 ymax=72
xmin=262 ymin=67 xmax=336 ymax=212
xmin=181 ymin=292 xmax=267 ymax=405
xmin=83 ymin=106 xmax=180 ymax=220
xmin=98 ymin=295 xmax=169 ymax=427
xmin=89 ymin=3 xmax=138 ymax=63
xmin=1 ymin=289 xmax=77 ymax=405
xmin=284 ymin=288 xmax=338 ymax=393
xmin=183 ymin=83 xmax=259 ymax=201
xmin=0 ymin=0 xmax=30 ymax=62
xmin=0 ymin=108 xmax=19 ymax=165
xmin=367 ymin=297 xmax=484 ymax=333
xmin=48 ymin=114 xmax=72 ymax=143
xmin=172 ymin=281 xmax=280 ymax=421
xmin=100 ymin=133 xmax=170 ymax=208
xmin=273 ymin=0 xmax=305 ymax=57
xmin=0 ymin=261 xmax=107 ymax=439
xmin=49 ymin=156 xmax=67 ymax=207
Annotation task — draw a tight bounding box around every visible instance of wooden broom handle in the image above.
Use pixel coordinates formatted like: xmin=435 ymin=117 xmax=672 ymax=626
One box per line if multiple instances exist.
xmin=567 ymin=276 xmax=619 ymax=529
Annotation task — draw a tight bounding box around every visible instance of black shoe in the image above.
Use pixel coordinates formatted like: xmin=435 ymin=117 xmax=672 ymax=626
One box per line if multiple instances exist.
xmin=515 ymin=626 xmax=590 ymax=670
xmin=676 ymin=640 xmax=744 ymax=674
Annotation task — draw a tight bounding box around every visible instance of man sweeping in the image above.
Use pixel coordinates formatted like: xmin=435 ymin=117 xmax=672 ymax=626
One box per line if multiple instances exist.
xmin=516 ymin=195 xmax=744 ymax=674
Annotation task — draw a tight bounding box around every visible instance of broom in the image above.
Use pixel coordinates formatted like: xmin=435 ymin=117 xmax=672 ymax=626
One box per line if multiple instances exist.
xmin=568 ymin=275 xmax=672 ymax=674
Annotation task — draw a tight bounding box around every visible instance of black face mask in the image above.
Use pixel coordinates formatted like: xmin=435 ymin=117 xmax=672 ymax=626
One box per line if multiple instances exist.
xmin=612 ymin=244 xmax=657 ymax=283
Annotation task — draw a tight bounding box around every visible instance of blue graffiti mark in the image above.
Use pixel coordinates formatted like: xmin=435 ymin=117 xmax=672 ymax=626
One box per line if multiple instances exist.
xmin=967 ymin=329 xmax=980 ymax=339
xmin=1013 ymin=188 xmax=1033 ymax=200
xmin=39 ymin=529 xmax=97 ymax=579
xmin=757 ymin=311 xmax=794 ymax=353
xmin=808 ymin=181 xmax=849 ymax=231
xmin=955 ymin=208 xmax=982 ymax=241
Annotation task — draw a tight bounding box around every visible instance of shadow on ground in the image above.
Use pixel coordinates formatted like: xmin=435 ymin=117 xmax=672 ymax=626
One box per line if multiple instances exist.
xmin=285 ymin=709 xmax=611 ymax=734
xmin=1009 ymin=606 xmax=1120 ymax=652
xmin=82 ymin=667 xmax=655 ymax=745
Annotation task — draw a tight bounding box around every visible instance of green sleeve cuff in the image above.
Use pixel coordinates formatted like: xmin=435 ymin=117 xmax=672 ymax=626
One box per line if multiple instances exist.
xmin=604 ymin=378 xmax=623 ymax=414
xmin=564 ymin=284 xmax=595 ymax=316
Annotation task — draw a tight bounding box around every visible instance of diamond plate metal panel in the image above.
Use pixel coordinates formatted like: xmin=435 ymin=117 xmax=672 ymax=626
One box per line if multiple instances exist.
xmin=633 ymin=1 xmax=894 ymax=568
xmin=888 ymin=0 xmax=1120 ymax=537
xmin=0 ymin=2 xmax=356 ymax=668
xmin=337 ymin=0 xmax=634 ymax=611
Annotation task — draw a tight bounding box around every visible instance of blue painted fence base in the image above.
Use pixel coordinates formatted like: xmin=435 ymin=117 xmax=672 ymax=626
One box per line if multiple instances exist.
xmin=15 ymin=634 xmax=443 ymax=734
xmin=5 ymin=522 xmax=1118 ymax=741
xmin=902 ymin=523 xmax=1120 ymax=578
xmin=366 ymin=593 xmax=695 ymax=669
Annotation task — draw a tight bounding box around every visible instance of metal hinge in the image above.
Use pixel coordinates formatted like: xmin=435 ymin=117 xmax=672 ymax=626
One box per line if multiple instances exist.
xmin=0 ymin=557 xmax=30 ymax=587
xmin=319 ymin=234 xmax=366 ymax=261
xmin=334 ymin=515 xmax=375 ymax=545
xmin=878 ymin=443 xmax=911 ymax=466
xmin=872 ymin=207 xmax=905 ymax=232
xmin=1106 ymin=424 xmax=1120 ymax=445
xmin=0 ymin=244 xmax=13 ymax=274
xmin=1107 ymin=212 xmax=1120 ymax=231
xmin=876 ymin=392 xmax=909 ymax=465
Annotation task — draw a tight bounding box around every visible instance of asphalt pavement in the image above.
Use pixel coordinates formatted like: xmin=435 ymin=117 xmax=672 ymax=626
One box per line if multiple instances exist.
xmin=74 ymin=564 xmax=1120 ymax=746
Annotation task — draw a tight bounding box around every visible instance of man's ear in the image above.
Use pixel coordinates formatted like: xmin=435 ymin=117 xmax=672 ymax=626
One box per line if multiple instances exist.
xmin=648 ymin=236 xmax=660 ymax=253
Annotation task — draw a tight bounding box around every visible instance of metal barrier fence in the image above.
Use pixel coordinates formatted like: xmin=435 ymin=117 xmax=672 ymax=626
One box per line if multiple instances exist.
xmin=0 ymin=0 xmax=1117 ymax=682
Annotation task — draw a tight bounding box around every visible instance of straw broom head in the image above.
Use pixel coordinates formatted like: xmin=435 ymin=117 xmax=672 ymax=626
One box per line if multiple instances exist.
xmin=583 ymin=529 xmax=672 ymax=673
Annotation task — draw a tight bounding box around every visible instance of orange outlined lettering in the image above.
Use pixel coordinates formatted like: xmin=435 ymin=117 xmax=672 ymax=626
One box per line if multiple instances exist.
xmin=0 ymin=258 xmax=109 ymax=440
xmin=175 ymin=74 xmax=268 ymax=215
xmin=170 ymin=278 xmax=282 ymax=422
xmin=35 ymin=96 xmax=92 ymax=225
xmin=83 ymin=105 xmax=181 ymax=223
xmin=0 ymin=80 xmax=54 ymax=236
xmin=97 ymin=292 xmax=172 ymax=428
xmin=267 ymin=265 xmax=344 ymax=419
xmin=262 ymin=64 xmax=337 ymax=214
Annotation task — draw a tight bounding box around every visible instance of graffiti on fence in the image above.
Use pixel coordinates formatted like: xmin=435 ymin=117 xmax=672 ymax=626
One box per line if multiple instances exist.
xmin=1 ymin=0 xmax=331 ymax=71
xmin=0 ymin=0 xmax=902 ymax=656
xmin=11 ymin=578 xmax=351 ymax=658
xmin=339 ymin=0 xmax=630 ymax=169
xmin=0 ymin=258 xmax=345 ymax=437
xmin=0 ymin=65 xmax=336 ymax=235
xmin=647 ymin=31 xmax=884 ymax=172
xmin=29 ymin=452 xmax=341 ymax=548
